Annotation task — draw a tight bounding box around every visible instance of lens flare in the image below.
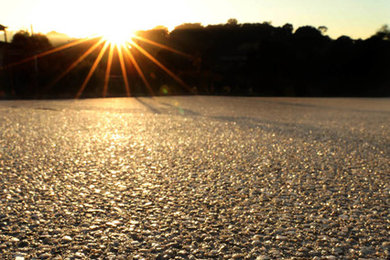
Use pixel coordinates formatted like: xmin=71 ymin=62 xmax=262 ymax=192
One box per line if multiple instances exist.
xmin=103 ymin=32 xmax=133 ymax=47
xmin=1 ymin=29 xmax=195 ymax=98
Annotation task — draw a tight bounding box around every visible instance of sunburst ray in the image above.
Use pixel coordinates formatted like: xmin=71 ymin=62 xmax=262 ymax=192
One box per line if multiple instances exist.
xmin=122 ymin=44 xmax=155 ymax=96
xmin=132 ymin=35 xmax=192 ymax=59
xmin=129 ymin=41 xmax=193 ymax=93
xmin=2 ymin=28 xmax=196 ymax=98
xmin=103 ymin=44 xmax=115 ymax=97
xmin=0 ymin=37 xmax=95 ymax=70
xmin=116 ymin=45 xmax=131 ymax=97
xmin=75 ymin=41 xmax=110 ymax=99
xmin=46 ymin=38 xmax=105 ymax=90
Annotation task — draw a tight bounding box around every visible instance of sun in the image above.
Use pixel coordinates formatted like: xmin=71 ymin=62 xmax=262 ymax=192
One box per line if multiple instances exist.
xmin=96 ymin=12 xmax=137 ymax=46
xmin=102 ymin=30 xmax=134 ymax=47
xmin=30 ymin=0 xmax=195 ymax=39
xmin=2 ymin=0 xmax=196 ymax=99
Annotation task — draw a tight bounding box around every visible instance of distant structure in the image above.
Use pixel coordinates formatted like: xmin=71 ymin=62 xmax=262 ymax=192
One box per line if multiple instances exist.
xmin=0 ymin=24 xmax=7 ymax=43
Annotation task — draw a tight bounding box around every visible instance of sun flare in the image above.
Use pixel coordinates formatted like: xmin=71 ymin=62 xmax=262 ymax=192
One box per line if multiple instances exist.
xmin=102 ymin=30 xmax=134 ymax=47
xmin=30 ymin=0 xmax=182 ymax=38
xmin=2 ymin=0 xmax=195 ymax=99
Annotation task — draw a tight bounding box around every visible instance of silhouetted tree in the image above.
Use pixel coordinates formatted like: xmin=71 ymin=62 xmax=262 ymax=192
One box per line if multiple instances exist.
xmin=11 ymin=31 xmax=30 ymax=47
xmin=373 ymin=25 xmax=390 ymax=41
xmin=11 ymin=31 xmax=52 ymax=50
xmin=227 ymin=18 xmax=238 ymax=26
xmin=282 ymin=23 xmax=294 ymax=34
xmin=294 ymin=26 xmax=324 ymax=39
xmin=174 ymin=23 xmax=204 ymax=30
xmin=3 ymin=20 xmax=390 ymax=98
xmin=318 ymin=26 xmax=328 ymax=34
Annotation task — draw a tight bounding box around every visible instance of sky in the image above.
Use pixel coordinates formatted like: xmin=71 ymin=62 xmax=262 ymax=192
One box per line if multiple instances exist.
xmin=0 ymin=0 xmax=389 ymax=39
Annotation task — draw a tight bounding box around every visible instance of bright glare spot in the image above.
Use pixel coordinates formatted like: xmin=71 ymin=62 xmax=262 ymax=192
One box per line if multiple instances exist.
xmin=161 ymin=85 xmax=169 ymax=95
xmin=99 ymin=15 xmax=135 ymax=46
xmin=74 ymin=0 xmax=139 ymax=43
xmin=111 ymin=133 xmax=123 ymax=141
xmin=103 ymin=30 xmax=133 ymax=46
xmin=31 ymin=0 xmax=196 ymax=38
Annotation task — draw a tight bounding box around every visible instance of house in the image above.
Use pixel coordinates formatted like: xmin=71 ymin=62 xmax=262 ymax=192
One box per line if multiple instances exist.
xmin=0 ymin=23 xmax=10 ymax=96
xmin=0 ymin=24 xmax=8 ymax=43
xmin=0 ymin=42 xmax=9 ymax=96
xmin=0 ymin=24 xmax=8 ymax=67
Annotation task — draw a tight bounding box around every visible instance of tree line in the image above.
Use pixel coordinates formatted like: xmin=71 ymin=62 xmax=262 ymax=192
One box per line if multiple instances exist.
xmin=1 ymin=22 xmax=389 ymax=98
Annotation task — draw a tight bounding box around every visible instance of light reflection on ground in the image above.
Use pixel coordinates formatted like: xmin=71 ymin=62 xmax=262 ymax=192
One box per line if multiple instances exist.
xmin=0 ymin=97 xmax=389 ymax=259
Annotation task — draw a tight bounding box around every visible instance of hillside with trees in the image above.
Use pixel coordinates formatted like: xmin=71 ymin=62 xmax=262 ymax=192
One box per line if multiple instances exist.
xmin=1 ymin=21 xmax=389 ymax=98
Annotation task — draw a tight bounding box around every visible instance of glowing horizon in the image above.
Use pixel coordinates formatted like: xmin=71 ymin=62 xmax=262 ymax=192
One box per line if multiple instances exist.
xmin=1 ymin=0 xmax=389 ymax=40
xmin=1 ymin=26 xmax=195 ymax=99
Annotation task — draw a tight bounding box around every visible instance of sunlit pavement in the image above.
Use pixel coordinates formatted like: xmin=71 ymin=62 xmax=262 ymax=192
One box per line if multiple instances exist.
xmin=0 ymin=97 xmax=389 ymax=259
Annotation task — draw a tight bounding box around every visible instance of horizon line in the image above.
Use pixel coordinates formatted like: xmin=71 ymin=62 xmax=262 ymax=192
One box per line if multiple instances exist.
xmin=1 ymin=20 xmax=388 ymax=41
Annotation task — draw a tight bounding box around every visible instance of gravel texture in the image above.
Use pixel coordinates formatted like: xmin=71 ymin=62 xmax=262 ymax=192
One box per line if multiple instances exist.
xmin=0 ymin=97 xmax=389 ymax=259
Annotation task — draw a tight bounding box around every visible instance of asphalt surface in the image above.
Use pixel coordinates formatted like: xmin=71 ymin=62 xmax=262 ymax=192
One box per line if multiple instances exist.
xmin=0 ymin=97 xmax=389 ymax=259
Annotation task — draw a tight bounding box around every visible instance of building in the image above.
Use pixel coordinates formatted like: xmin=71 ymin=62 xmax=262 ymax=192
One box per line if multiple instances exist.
xmin=0 ymin=24 xmax=8 ymax=43
xmin=0 ymin=23 xmax=10 ymax=97
xmin=0 ymin=24 xmax=8 ymax=68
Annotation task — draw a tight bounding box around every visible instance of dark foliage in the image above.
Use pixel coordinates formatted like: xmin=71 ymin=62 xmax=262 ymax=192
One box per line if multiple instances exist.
xmin=1 ymin=22 xmax=389 ymax=98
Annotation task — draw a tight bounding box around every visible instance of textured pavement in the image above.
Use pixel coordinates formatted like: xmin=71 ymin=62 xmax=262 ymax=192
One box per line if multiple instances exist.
xmin=0 ymin=97 xmax=389 ymax=259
